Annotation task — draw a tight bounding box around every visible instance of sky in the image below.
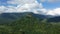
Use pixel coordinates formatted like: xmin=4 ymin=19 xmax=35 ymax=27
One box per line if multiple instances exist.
xmin=0 ymin=0 xmax=60 ymax=16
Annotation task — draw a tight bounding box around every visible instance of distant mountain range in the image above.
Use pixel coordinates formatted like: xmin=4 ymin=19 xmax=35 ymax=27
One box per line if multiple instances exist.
xmin=0 ymin=12 xmax=60 ymax=24
xmin=47 ymin=16 xmax=60 ymax=22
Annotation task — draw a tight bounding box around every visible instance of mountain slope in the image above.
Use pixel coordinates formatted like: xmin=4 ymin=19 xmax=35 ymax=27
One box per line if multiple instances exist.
xmin=47 ymin=16 xmax=60 ymax=22
xmin=0 ymin=12 xmax=59 ymax=24
xmin=0 ymin=13 xmax=60 ymax=34
xmin=9 ymin=14 xmax=60 ymax=34
xmin=0 ymin=12 xmax=49 ymax=24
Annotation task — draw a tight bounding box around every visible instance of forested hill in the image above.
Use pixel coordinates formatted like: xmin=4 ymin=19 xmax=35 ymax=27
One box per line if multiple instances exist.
xmin=0 ymin=12 xmax=48 ymax=24
xmin=1 ymin=12 xmax=59 ymax=24
xmin=0 ymin=13 xmax=60 ymax=34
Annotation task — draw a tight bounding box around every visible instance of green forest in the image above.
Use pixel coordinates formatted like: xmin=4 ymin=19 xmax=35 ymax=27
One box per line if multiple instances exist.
xmin=0 ymin=14 xmax=60 ymax=34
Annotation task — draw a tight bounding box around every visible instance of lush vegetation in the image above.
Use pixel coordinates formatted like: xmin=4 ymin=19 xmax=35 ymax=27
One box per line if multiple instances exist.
xmin=0 ymin=14 xmax=60 ymax=34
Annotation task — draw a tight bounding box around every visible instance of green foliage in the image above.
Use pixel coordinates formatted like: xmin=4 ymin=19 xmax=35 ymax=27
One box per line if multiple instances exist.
xmin=0 ymin=14 xmax=60 ymax=34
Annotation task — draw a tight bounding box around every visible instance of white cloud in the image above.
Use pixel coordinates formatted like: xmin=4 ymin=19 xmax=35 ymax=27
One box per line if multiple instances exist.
xmin=7 ymin=0 xmax=36 ymax=5
xmin=46 ymin=8 xmax=60 ymax=16
xmin=5 ymin=6 xmax=17 ymax=13
xmin=17 ymin=1 xmax=40 ymax=12
xmin=0 ymin=0 xmax=43 ymax=13
xmin=0 ymin=6 xmax=7 ymax=13
xmin=0 ymin=6 xmax=17 ymax=13
xmin=0 ymin=0 xmax=60 ymax=16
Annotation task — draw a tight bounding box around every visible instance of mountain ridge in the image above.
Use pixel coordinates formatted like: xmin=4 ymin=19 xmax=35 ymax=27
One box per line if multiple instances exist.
xmin=0 ymin=12 xmax=60 ymax=24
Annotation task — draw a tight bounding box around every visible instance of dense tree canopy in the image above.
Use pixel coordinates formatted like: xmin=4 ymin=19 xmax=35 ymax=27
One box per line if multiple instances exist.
xmin=0 ymin=14 xmax=60 ymax=34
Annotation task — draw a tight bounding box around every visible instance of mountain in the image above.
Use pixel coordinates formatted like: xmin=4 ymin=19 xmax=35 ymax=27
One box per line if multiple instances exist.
xmin=47 ymin=16 xmax=60 ymax=22
xmin=0 ymin=12 xmax=56 ymax=24
xmin=0 ymin=12 xmax=60 ymax=34
xmin=0 ymin=12 xmax=47 ymax=24
xmin=8 ymin=14 xmax=60 ymax=34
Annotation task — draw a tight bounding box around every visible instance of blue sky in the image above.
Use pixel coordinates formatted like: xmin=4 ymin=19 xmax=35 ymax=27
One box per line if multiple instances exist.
xmin=0 ymin=0 xmax=7 ymax=6
xmin=0 ymin=0 xmax=60 ymax=9
xmin=0 ymin=0 xmax=16 ymax=6
xmin=43 ymin=2 xmax=60 ymax=9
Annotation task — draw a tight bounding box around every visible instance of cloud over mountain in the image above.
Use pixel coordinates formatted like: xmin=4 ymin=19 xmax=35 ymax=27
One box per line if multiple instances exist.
xmin=0 ymin=0 xmax=60 ymax=16
xmin=0 ymin=0 xmax=44 ymax=13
